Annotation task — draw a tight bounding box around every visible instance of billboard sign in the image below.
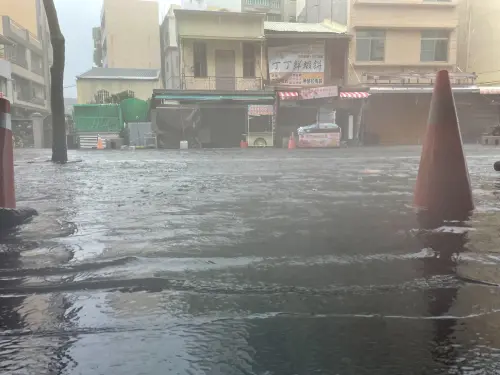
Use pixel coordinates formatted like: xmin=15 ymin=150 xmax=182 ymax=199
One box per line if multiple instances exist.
xmin=268 ymin=43 xmax=325 ymax=86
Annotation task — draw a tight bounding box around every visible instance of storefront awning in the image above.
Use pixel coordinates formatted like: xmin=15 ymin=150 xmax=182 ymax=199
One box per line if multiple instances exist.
xmin=151 ymin=90 xmax=276 ymax=108
xmin=278 ymin=92 xmax=299 ymax=100
xmin=340 ymin=92 xmax=370 ymax=99
xmin=480 ymin=87 xmax=500 ymax=95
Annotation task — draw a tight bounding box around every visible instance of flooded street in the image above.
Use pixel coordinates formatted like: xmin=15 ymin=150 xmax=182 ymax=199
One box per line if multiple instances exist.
xmin=3 ymin=146 xmax=500 ymax=374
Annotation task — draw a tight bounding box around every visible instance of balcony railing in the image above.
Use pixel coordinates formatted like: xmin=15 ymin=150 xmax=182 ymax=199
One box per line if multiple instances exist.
xmin=2 ymin=17 xmax=42 ymax=50
xmin=15 ymin=92 xmax=46 ymax=106
xmin=182 ymin=76 xmax=263 ymax=91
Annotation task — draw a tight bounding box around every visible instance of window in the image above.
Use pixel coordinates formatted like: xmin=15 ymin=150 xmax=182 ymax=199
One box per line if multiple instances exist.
xmin=95 ymin=89 xmax=110 ymax=104
xmin=356 ymin=30 xmax=385 ymax=62
xmin=193 ymin=42 xmax=207 ymax=77
xmin=243 ymin=43 xmax=256 ymax=78
xmin=421 ymin=30 xmax=449 ymax=62
xmin=266 ymin=13 xmax=282 ymax=21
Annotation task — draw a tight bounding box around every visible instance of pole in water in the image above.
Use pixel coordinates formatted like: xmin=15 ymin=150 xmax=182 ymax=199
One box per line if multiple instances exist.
xmin=0 ymin=98 xmax=15 ymax=209
xmin=413 ymin=70 xmax=474 ymax=223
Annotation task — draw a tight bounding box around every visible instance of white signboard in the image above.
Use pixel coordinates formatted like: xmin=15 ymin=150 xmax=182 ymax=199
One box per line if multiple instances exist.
xmin=301 ymin=85 xmax=339 ymax=100
xmin=268 ymin=43 xmax=325 ymax=86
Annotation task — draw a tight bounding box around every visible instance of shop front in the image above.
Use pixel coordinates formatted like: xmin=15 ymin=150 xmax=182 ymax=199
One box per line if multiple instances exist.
xmin=365 ymin=87 xmax=484 ymax=145
xmin=151 ymin=90 xmax=276 ymax=148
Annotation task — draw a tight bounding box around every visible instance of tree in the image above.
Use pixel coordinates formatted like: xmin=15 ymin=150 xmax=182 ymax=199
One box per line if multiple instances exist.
xmin=43 ymin=0 xmax=67 ymax=163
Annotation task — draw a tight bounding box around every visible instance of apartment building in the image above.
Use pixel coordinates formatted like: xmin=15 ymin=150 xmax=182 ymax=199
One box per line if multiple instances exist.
xmin=296 ymin=0 xmax=348 ymax=25
xmin=94 ymin=0 xmax=161 ymax=69
xmin=344 ymin=0 xmax=487 ymax=145
xmin=241 ymin=0 xmax=291 ymax=22
xmin=0 ymin=0 xmax=52 ymax=147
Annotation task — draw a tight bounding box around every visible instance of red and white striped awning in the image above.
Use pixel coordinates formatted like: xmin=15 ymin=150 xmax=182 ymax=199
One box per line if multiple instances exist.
xmin=480 ymin=87 xmax=500 ymax=95
xmin=278 ymin=91 xmax=299 ymax=100
xmin=340 ymin=92 xmax=370 ymax=99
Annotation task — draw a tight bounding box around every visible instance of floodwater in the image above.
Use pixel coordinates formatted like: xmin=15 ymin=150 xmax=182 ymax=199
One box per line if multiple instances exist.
xmin=2 ymin=146 xmax=500 ymax=374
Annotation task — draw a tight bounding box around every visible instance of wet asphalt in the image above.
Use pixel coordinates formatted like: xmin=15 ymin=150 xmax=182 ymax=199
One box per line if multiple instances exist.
xmin=2 ymin=146 xmax=500 ymax=374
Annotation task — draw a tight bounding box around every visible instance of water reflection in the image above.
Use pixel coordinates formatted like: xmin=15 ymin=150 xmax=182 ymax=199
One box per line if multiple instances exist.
xmin=0 ymin=238 xmax=26 ymax=331
xmin=418 ymin=212 xmax=471 ymax=372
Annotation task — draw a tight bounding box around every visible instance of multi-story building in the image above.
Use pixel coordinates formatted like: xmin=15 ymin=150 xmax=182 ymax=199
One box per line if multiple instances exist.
xmin=296 ymin=0 xmax=348 ymax=25
xmin=153 ymin=9 xmax=276 ymax=148
xmin=457 ymin=0 xmax=500 ymax=86
xmin=241 ymin=0 xmax=290 ymax=22
xmin=0 ymin=0 xmax=52 ymax=147
xmin=344 ymin=0 xmax=487 ymax=145
xmin=95 ymin=0 xmax=161 ymax=69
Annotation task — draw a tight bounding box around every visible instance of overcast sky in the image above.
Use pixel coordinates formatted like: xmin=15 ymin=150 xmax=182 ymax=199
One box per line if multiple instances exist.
xmin=54 ymin=0 xmax=237 ymax=98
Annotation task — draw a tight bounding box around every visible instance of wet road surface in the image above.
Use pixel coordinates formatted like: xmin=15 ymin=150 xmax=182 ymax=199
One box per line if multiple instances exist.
xmin=3 ymin=146 xmax=500 ymax=374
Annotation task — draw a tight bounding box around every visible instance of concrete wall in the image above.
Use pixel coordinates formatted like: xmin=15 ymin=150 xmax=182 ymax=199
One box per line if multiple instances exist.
xmin=349 ymin=1 xmax=458 ymax=29
xmin=347 ymin=0 xmax=459 ymax=86
xmin=164 ymin=48 xmax=181 ymax=89
xmin=76 ymin=79 xmax=162 ymax=104
xmin=177 ymin=12 xmax=264 ymax=40
xmin=0 ymin=60 xmax=13 ymax=103
xmin=102 ymin=0 xmax=161 ymax=69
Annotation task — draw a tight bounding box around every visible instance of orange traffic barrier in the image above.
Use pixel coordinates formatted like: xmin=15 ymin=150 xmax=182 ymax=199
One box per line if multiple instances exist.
xmin=414 ymin=70 xmax=474 ymax=222
xmin=96 ymin=135 xmax=104 ymax=150
xmin=0 ymin=98 xmax=15 ymax=208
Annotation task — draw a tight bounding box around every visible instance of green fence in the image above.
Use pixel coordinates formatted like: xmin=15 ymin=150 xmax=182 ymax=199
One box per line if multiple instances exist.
xmin=73 ymin=104 xmax=124 ymax=133
xmin=120 ymin=98 xmax=150 ymax=123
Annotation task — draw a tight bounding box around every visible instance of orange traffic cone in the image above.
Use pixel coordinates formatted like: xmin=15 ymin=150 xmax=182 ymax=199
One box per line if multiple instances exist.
xmin=414 ymin=70 xmax=474 ymax=223
xmin=288 ymin=133 xmax=296 ymax=149
xmin=96 ymin=136 xmax=104 ymax=150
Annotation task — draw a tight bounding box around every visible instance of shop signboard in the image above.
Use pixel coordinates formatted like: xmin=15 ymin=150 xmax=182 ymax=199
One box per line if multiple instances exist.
xmin=248 ymin=104 xmax=274 ymax=116
xmin=298 ymin=132 xmax=341 ymax=148
xmin=301 ymin=85 xmax=339 ymax=100
xmin=268 ymin=43 xmax=325 ymax=86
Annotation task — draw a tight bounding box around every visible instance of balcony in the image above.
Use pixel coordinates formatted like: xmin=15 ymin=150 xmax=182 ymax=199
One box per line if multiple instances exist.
xmin=1 ymin=16 xmax=43 ymax=51
xmin=182 ymin=76 xmax=263 ymax=91
xmin=14 ymin=91 xmax=47 ymax=109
